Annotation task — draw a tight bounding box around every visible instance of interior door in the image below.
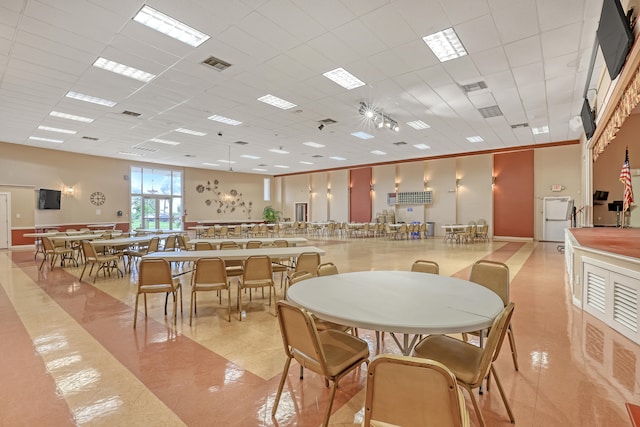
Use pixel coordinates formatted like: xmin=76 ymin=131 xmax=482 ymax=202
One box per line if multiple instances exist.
xmin=295 ymin=203 xmax=308 ymax=221
xmin=0 ymin=193 xmax=9 ymax=249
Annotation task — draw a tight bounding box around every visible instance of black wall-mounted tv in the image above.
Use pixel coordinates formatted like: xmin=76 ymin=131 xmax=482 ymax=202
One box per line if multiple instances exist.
xmin=38 ymin=189 xmax=61 ymax=210
xmin=581 ymin=98 xmax=596 ymax=139
xmin=597 ymin=0 xmax=634 ymax=80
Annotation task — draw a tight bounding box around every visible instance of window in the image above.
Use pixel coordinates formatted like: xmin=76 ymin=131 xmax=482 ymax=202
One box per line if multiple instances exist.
xmin=130 ymin=167 xmax=183 ymax=230
xmin=264 ymin=178 xmax=271 ymax=201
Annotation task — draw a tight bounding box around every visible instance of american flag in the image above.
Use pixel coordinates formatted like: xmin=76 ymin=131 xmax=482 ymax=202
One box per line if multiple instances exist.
xmin=619 ymin=147 xmax=634 ymax=212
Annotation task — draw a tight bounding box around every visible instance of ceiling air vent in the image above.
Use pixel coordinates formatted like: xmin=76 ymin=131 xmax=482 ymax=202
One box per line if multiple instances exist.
xmin=312 ymin=155 xmax=323 ymax=158
xmin=122 ymin=110 xmax=141 ymax=117
xmin=510 ymin=123 xmax=529 ymax=129
xmin=258 ymin=163 xmax=268 ymax=167
xmin=318 ymin=118 xmax=337 ymax=125
xmin=81 ymin=136 xmax=99 ymax=141
xmin=461 ymin=80 xmax=488 ymax=93
xmin=477 ymin=105 xmax=503 ymax=118
xmin=393 ymin=141 xmax=407 ymax=146
xmin=234 ymin=141 xmax=249 ymax=145
xmin=131 ymin=145 xmax=158 ymax=153
xmin=202 ymin=56 xmax=232 ymax=71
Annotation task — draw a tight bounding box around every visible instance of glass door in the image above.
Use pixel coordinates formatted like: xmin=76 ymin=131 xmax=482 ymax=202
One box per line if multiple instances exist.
xmin=142 ymin=197 xmax=180 ymax=230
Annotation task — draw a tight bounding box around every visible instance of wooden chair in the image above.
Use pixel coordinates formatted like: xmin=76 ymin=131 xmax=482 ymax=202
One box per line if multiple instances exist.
xmin=412 ymin=303 xmax=516 ymax=427
xmin=317 ymin=262 xmax=339 ymax=277
xmin=286 ymin=252 xmax=320 ymax=295
xmin=272 ymin=300 xmax=369 ymax=427
xmin=364 ymin=354 xmax=470 ymax=427
xmin=133 ymin=258 xmax=182 ymax=328
xmin=411 ymin=259 xmax=440 ymax=274
xmin=190 ymin=257 xmax=231 ymax=324
xmin=125 ymin=237 xmax=159 ymax=272
xmin=80 ymin=240 xmax=122 ymax=283
xmin=245 ymin=240 xmax=262 ymax=249
xmin=220 ymin=241 xmax=244 ymax=279
xmin=194 ymin=242 xmax=214 ymax=250
xmin=237 ymin=255 xmax=274 ymax=321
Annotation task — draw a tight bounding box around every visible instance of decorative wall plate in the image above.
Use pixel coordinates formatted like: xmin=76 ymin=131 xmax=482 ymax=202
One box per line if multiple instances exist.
xmin=90 ymin=191 xmax=106 ymax=206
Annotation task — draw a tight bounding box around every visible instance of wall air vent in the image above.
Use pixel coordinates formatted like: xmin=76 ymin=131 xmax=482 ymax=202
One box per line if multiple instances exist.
xmin=477 ymin=105 xmax=503 ymax=118
xmin=393 ymin=141 xmax=407 ymax=146
xmin=81 ymin=136 xmax=99 ymax=141
xmin=318 ymin=118 xmax=337 ymax=125
xmin=201 ymin=56 xmax=232 ymax=71
xmin=461 ymin=80 xmax=488 ymax=93
xmin=234 ymin=141 xmax=249 ymax=145
xmin=510 ymin=123 xmax=529 ymax=129
xmin=122 ymin=110 xmax=141 ymax=117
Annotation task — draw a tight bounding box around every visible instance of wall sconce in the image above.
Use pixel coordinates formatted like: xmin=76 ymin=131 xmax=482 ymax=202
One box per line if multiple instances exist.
xmin=456 ymin=178 xmax=461 ymax=187
xmin=492 ymin=176 xmax=496 ymax=186
xmin=63 ymin=185 xmax=75 ymax=196
xmin=394 ymin=181 xmax=399 ymax=191
xmin=370 ymin=183 xmax=375 ymax=191
xmin=423 ymin=179 xmax=429 ymax=188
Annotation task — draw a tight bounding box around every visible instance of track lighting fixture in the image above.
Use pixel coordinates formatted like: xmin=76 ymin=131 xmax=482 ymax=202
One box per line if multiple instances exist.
xmin=359 ymin=102 xmax=399 ymax=132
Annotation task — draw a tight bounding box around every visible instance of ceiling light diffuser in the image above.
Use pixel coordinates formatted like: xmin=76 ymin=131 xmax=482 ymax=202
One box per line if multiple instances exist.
xmin=273 ymin=165 xmax=290 ymax=168
xmin=303 ymin=142 xmax=325 ymax=148
xmin=240 ymin=154 xmax=260 ymax=159
xmin=29 ymin=136 xmax=63 ymax=143
xmin=37 ymin=125 xmax=77 ymax=134
xmin=413 ymin=143 xmax=431 ymax=150
xmin=407 ymin=120 xmax=431 ymax=130
xmin=351 ymin=131 xmax=374 ymax=140
xmin=119 ymin=151 xmax=142 ymax=156
xmin=207 ymin=114 xmax=242 ymax=126
xmin=330 ymin=156 xmax=346 ymax=161
xmin=92 ymin=57 xmax=155 ymax=82
xmin=218 ymin=159 xmax=236 ymax=164
xmin=149 ymin=138 xmax=181 ymax=145
xmin=252 ymin=168 xmax=267 ymax=171
xmin=322 ymin=67 xmax=365 ymax=90
xmin=175 ymin=128 xmax=207 ymax=136
xmin=299 ymin=161 xmax=314 ymax=165
xmin=202 ymin=162 xmax=220 ymax=166
xmin=422 ymin=28 xmax=467 ymax=62
xmin=133 ymin=5 xmax=210 ymax=47
xmin=531 ymin=126 xmax=549 ymax=134
xmin=269 ymin=148 xmax=289 ymax=154
xmin=257 ymin=94 xmax=296 ymax=110
xmin=466 ymin=136 xmax=484 ymax=143
xmin=65 ymin=91 xmax=117 ymax=107
xmin=371 ymin=150 xmax=386 ymax=155
xmin=49 ymin=111 xmax=94 ymax=123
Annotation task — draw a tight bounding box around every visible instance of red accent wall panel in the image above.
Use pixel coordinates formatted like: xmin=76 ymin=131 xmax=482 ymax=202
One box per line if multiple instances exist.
xmin=349 ymin=168 xmax=372 ymax=222
xmin=493 ymin=150 xmax=534 ymax=238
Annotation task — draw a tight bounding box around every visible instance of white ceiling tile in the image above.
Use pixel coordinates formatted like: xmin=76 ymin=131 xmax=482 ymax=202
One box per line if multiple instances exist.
xmin=504 ymin=35 xmax=542 ymax=68
xmin=489 ymin=0 xmax=539 ymax=44
xmin=541 ymin=22 xmax=582 ymax=59
xmin=455 ymin=14 xmax=502 ymax=54
xmin=470 ymin=47 xmax=510 ymax=76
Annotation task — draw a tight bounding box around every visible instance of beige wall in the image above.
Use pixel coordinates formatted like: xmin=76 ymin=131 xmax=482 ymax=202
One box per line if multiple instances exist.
xmin=328 ymin=170 xmax=348 ymax=222
xmin=0 ymin=142 xmax=271 ymax=230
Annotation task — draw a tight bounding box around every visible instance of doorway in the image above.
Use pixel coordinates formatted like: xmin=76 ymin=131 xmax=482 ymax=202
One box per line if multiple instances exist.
xmin=141 ymin=196 xmax=182 ymax=230
xmin=295 ymin=202 xmax=308 ymax=222
xmin=0 ymin=193 xmax=9 ymax=249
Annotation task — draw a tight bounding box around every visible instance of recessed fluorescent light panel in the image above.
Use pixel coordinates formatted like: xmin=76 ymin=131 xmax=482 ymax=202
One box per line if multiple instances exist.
xmin=257 ymin=94 xmax=296 ymax=110
xmin=252 ymin=168 xmax=267 ymax=172
xmin=351 ymin=131 xmax=374 ymax=140
xmin=37 ymin=125 xmax=77 ymax=134
xmin=240 ymin=154 xmax=260 ymax=159
xmin=92 ymin=57 xmax=155 ymax=82
xmin=273 ymin=165 xmax=290 ymax=169
xmin=422 ymin=27 xmax=467 ymax=62
xmin=407 ymin=120 xmax=431 ymax=130
xmin=531 ymin=126 xmax=549 ymax=134
xmin=466 ymin=136 xmax=484 ymax=143
xmin=65 ymin=91 xmax=116 ymax=107
xmin=299 ymin=161 xmax=314 ymax=165
xmin=29 ymin=136 xmax=63 ymax=143
xmin=207 ymin=114 xmax=242 ymax=126
xmin=303 ymin=142 xmax=325 ymax=148
xmin=202 ymin=162 xmax=220 ymax=166
xmin=322 ymin=67 xmax=365 ymax=90
xmin=218 ymin=159 xmax=236 ymax=164
xmin=330 ymin=156 xmax=346 ymax=161
xmin=413 ymin=143 xmax=431 ymax=150
xmin=133 ymin=5 xmax=210 ymax=47
xmin=175 ymin=128 xmax=207 ymax=136
xmin=371 ymin=150 xmax=386 ymax=155
xmin=49 ymin=111 xmax=94 ymax=123
xmin=269 ymin=148 xmax=289 ymax=154
xmin=119 ymin=151 xmax=142 ymax=156
xmin=149 ymin=138 xmax=181 ymax=145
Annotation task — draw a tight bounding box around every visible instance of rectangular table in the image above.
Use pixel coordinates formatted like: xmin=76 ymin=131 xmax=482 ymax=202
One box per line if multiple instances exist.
xmin=188 ymin=237 xmax=308 ymax=248
xmin=142 ymin=246 xmax=325 ymax=262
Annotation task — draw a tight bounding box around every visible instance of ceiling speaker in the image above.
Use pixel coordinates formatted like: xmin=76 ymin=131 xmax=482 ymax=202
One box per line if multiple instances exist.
xmin=569 ymin=116 xmax=582 ymax=131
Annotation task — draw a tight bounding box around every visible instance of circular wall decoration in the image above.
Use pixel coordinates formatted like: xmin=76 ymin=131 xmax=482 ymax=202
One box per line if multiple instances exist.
xmin=90 ymin=191 xmax=106 ymax=206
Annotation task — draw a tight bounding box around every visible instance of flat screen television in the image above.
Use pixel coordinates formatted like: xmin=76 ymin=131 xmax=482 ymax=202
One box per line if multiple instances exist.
xmin=593 ymin=190 xmax=609 ymax=201
xmin=38 ymin=189 xmax=61 ymax=210
xmin=581 ymin=98 xmax=596 ymax=139
xmin=597 ymin=0 xmax=634 ymax=80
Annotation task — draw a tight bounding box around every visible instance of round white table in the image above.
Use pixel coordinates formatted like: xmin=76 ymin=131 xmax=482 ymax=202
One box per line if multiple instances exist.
xmin=286 ymin=271 xmax=503 ymax=355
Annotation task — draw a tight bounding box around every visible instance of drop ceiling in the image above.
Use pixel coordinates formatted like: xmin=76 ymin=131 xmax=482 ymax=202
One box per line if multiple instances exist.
xmin=0 ymin=0 xmax=604 ymax=175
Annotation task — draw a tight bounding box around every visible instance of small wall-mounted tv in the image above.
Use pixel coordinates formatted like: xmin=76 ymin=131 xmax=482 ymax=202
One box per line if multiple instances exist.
xmin=38 ymin=189 xmax=61 ymax=210
xmin=597 ymin=0 xmax=634 ymax=80
xmin=581 ymin=98 xmax=596 ymax=139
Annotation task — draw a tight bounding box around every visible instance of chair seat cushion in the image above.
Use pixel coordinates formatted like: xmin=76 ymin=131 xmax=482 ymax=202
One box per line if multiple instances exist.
xmin=412 ymin=334 xmax=482 ymax=385
xmin=318 ymin=329 xmax=369 ymax=377
xmin=140 ymin=283 xmax=179 ymax=293
xmin=194 ymin=283 xmax=227 ymax=291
